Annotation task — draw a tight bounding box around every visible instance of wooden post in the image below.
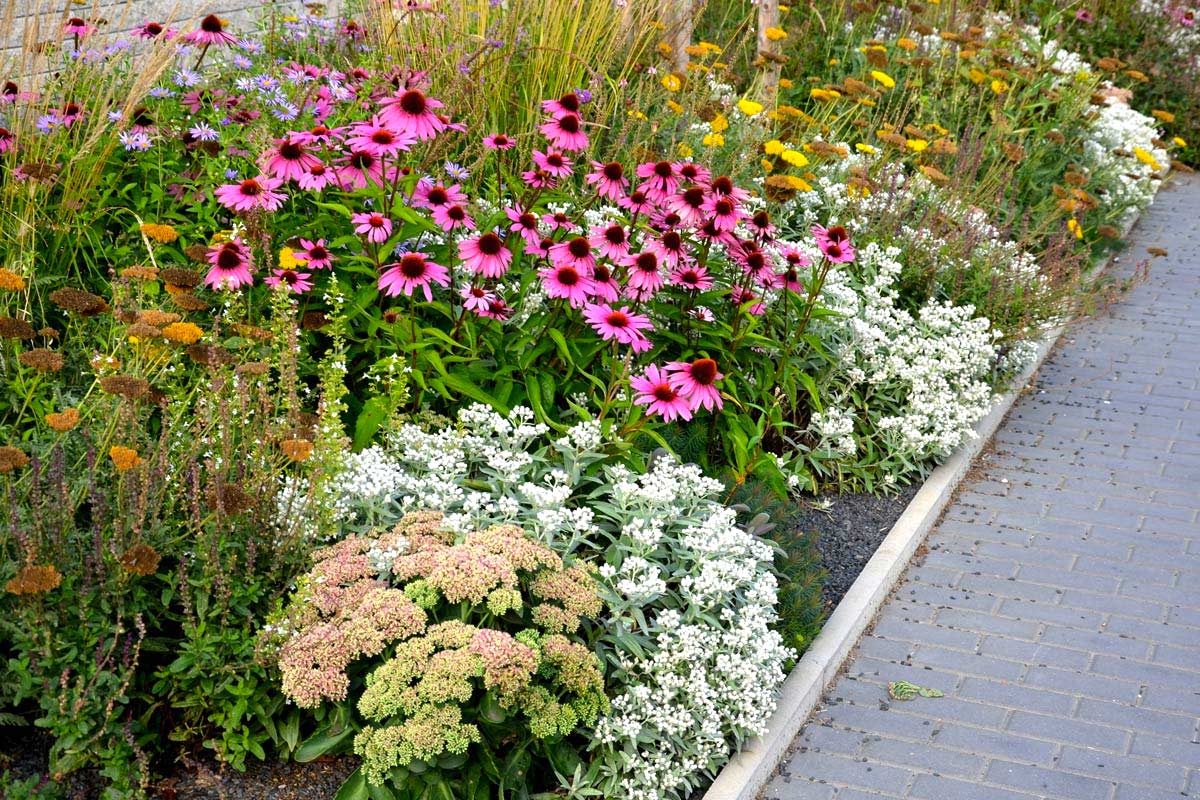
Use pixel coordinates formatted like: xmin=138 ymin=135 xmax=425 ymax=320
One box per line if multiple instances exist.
xmin=664 ymin=0 xmax=696 ymax=77
xmin=757 ymin=0 xmax=782 ymax=102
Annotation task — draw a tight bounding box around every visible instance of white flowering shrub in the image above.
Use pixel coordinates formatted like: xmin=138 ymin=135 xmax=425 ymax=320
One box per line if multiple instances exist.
xmin=1082 ymin=94 xmax=1169 ymax=218
xmin=295 ymin=405 xmax=791 ymax=800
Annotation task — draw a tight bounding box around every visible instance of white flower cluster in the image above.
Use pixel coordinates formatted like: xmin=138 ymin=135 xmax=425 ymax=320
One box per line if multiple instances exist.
xmin=1082 ymin=93 xmax=1168 ymax=217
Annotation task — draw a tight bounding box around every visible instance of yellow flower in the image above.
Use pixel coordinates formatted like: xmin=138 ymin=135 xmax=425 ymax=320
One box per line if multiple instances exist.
xmin=737 ymin=99 xmax=765 ymax=116
xmin=856 ymin=143 xmax=877 ymax=154
xmin=785 ymin=175 xmax=813 ymax=191
xmin=846 ymin=183 xmax=871 ymax=198
xmin=1067 ymin=218 xmax=1083 ymax=239
xmin=828 ymin=58 xmax=839 ymax=66
xmin=1132 ymin=147 xmax=1162 ymax=170
xmin=991 ymin=79 xmax=1010 ymax=94
xmin=45 ymin=409 xmax=81 ymax=432
xmin=661 ymin=74 xmax=682 ymax=92
xmin=677 ymin=142 xmax=694 ymax=157
xmin=1173 ymin=136 xmax=1188 ymax=148
xmin=667 ymin=100 xmax=684 ymax=114
xmin=702 ymin=132 xmax=725 ymax=147
xmin=0 ymin=267 xmax=27 ymax=291
xmin=1151 ymin=109 xmax=1175 ymax=123
xmin=710 ymin=113 xmax=729 ymax=133
xmin=968 ymin=68 xmax=987 ymax=84
xmin=162 ymin=322 xmax=203 ymax=344
xmin=870 ymin=70 xmax=896 ymax=89
xmin=657 ymin=41 xmax=673 ymax=56
xmin=906 ymin=139 xmax=929 ymax=152
xmin=140 ymin=223 xmax=179 ymax=243
xmin=781 ymin=149 xmax=809 ymax=167
xmin=896 ymin=37 xmax=917 ymax=51
xmin=925 ymin=122 xmax=949 ymax=135
xmin=780 ymin=78 xmax=793 ymax=88
xmin=279 ymin=247 xmax=306 ymax=270
xmin=109 ymin=446 xmax=142 ymax=473
xmin=761 ymin=158 xmax=774 ymax=172
xmin=764 ymin=139 xmax=786 ymax=155
xmin=628 ymin=110 xmax=648 ymax=120
xmin=810 ymin=88 xmax=841 ymax=102
xmin=780 ymin=3 xmax=790 ymax=11
xmin=765 ymin=26 xmax=788 ymax=41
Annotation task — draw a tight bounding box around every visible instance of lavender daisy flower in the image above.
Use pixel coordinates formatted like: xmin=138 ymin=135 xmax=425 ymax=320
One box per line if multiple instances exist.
xmin=189 ymin=122 xmax=219 ymax=142
xmin=119 ymin=131 xmax=152 ymax=151
xmin=445 ymin=161 xmax=469 ymax=181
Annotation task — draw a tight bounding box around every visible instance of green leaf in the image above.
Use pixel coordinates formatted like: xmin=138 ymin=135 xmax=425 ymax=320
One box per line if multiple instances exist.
xmin=435 ymin=373 xmax=499 ymax=408
xmin=315 ymin=201 xmax=355 ymax=219
xmin=354 ymin=395 xmax=393 ymax=450
xmin=334 ymin=768 xmax=368 ymax=800
xmin=295 ymin=724 xmax=353 ymax=762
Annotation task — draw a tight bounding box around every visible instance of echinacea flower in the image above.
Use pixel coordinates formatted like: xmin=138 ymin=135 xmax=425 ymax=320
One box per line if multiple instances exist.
xmin=378 ymin=89 xmax=446 ymax=141
xmin=676 ymin=161 xmax=712 ymax=184
xmin=811 ymin=223 xmax=849 ymax=248
xmin=293 ymin=123 xmax=342 ymax=146
xmin=265 ymin=268 xmax=313 ymax=293
xmin=204 ymin=239 xmax=254 ymax=290
xmin=261 ymin=136 xmax=323 ymax=182
xmin=483 ymin=133 xmax=515 ymax=150
xmin=631 ymin=364 xmax=693 ymax=422
xmin=378 ymin=252 xmax=449 ymax=300
xmin=542 ymin=92 xmax=582 ymax=117
xmin=539 ymin=112 xmax=589 ymax=151
xmin=651 ymin=230 xmax=690 ymax=268
xmin=214 ymin=175 xmax=286 ymax=212
xmin=297 ymin=238 xmax=334 ymax=270
xmin=591 ymin=223 xmax=630 ymax=260
xmin=505 ymin=206 xmax=542 ymax=247
xmin=707 ymin=174 xmax=751 ymax=203
xmin=670 ymin=264 xmax=714 ymax=291
xmin=618 ymin=189 xmax=655 ymax=216
xmin=186 ymin=14 xmax=239 ymax=47
xmin=666 ymin=358 xmax=724 ymax=411
xmin=668 ymin=185 xmax=710 ymax=227
xmin=352 ymin=212 xmax=393 ymax=244
xmin=336 ymin=148 xmax=387 ymax=189
xmin=135 ymin=21 xmax=175 ymax=39
xmin=460 ymin=285 xmax=496 ymax=312
xmin=703 ymin=195 xmax=745 ymax=232
xmin=588 ymin=263 xmax=621 ymax=302
xmin=586 ymin=161 xmax=630 ymax=201
xmin=344 ymin=116 xmax=416 ymax=158
xmin=635 ymin=160 xmax=680 ymax=201
xmin=549 ymin=236 xmax=596 ymax=274
xmin=749 ymin=209 xmax=776 ymax=239
xmin=539 ymin=264 xmax=593 ymax=307
xmin=64 ymin=18 xmax=93 ymax=37
xmin=520 ymin=168 xmax=556 ymax=189
xmin=582 ymin=303 xmax=653 ymax=352
xmin=624 ymin=251 xmax=665 ymax=296
xmin=431 ymin=203 xmax=475 ymax=231
xmin=298 ymin=163 xmax=334 ymax=191
xmin=410 ymin=180 xmax=466 ymax=210
xmin=459 ymin=232 xmax=512 ymax=278
xmin=532 ymin=149 xmax=573 ymax=178
xmin=818 ymin=238 xmax=855 ymax=263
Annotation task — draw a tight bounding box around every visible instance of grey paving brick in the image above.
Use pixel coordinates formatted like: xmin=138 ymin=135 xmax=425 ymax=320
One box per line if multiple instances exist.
xmin=831 ymin=790 xmax=906 ymax=800
xmin=871 ymin=618 xmax=983 ymax=651
xmin=1092 ymin=654 xmax=1200 ymax=691
xmin=1112 ymin=785 xmax=1198 ymax=800
xmin=978 ymin=636 xmax=1091 ymax=671
xmin=960 ymin=573 xmax=1065 ymax=604
xmin=997 ymin=597 xmax=1104 ymax=630
xmin=1129 ymin=731 xmax=1200 ymax=764
xmin=1016 ymin=564 xmax=1121 ymax=594
xmin=1056 ymin=747 xmax=1189 ymax=791
xmin=763 ymin=777 xmax=837 ymax=800
xmin=983 ymin=760 xmax=1115 ymax=800
xmin=796 ymin=725 xmax=865 ymax=756
xmin=957 ymin=677 xmax=1076 ymax=716
xmin=1138 ymin=685 xmax=1200 ymax=716
xmin=1022 ymin=666 xmax=1142 ymax=703
xmin=1037 ymin=625 xmax=1152 ymax=660
xmin=1104 ymin=615 xmax=1200 ymax=649
xmin=1005 ymin=710 xmax=1129 ymax=752
xmin=1058 ymin=589 xmax=1167 ymax=622
xmin=932 ymin=724 xmax=1056 ymax=764
xmin=859 ymin=735 xmax=984 ymax=778
xmin=1076 ymin=698 xmax=1198 ymax=739
xmin=855 ymin=636 xmax=914 ymax=662
xmin=1072 ymin=556 xmax=1176 ymax=586
xmin=908 ymin=774 xmax=1041 ymax=800
xmin=911 ymin=644 xmax=1026 ymax=681
xmin=935 ymin=608 xmax=1042 ymax=640
xmin=779 ymin=752 xmax=914 ymax=795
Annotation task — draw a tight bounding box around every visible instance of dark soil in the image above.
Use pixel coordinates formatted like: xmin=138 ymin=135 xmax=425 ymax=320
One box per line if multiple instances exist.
xmin=792 ymin=483 xmax=919 ymax=608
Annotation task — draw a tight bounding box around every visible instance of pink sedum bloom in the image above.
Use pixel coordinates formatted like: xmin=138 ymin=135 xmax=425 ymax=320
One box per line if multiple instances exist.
xmin=666 ymin=358 xmax=724 ymax=412
xmin=582 ymin=303 xmax=653 ymax=352
xmin=352 ymin=212 xmax=392 ymax=244
xmin=214 ymin=175 xmax=286 ymax=213
xmin=378 ymin=253 xmax=450 ymax=301
xmin=631 ymin=364 xmax=693 ymax=422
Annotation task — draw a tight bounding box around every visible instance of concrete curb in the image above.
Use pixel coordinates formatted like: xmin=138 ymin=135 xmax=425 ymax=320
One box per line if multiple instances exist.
xmin=701 ymin=212 xmax=1145 ymax=800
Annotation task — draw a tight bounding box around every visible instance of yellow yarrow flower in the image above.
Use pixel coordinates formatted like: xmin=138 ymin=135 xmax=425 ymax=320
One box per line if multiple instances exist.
xmin=737 ymin=99 xmax=765 ymax=116
xmin=1173 ymin=136 xmax=1188 ymax=148
xmin=897 ymin=37 xmax=917 ymax=51
xmin=702 ymin=132 xmax=725 ymax=147
xmin=661 ymin=74 xmax=682 ymax=92
xmin=968 ymin=68 xmax=987 ymax=84
xmin=765 ymin=27 xmax=788 ymax=41
xmin=162 ymin=322 xmax=203 ymax=344
xmin=1132 ymin=147 xmax=1162 ymax=170
xmin=991 ymin=79 xmax=1010 ymax=94
xmin=810 ymin=88 xmax=841 ymax=102
xmin=764 ymin=139 xmax=786 ymax=155
xmin=785 ymin=176 xmax=813 ymax=191
xmin=906 ymin=139 xmax=928 ymax=152
xmin=667 ymin=100 xmax=684 ymax=114
xmin=856 ymin=143 xmax=877 ymax=155
xmin=761 ymin=158 xmax=774 ymax=172
xmin=781 ymin=149 xmax=808 ymax=167
xmin=1067 ymin=218 xmax=1083 ymax=239
xmin=870 ymin=70 xmax=896 ymax=89
xmin=1151 ymin=109 xmax=1175 ymax=123
xmin=109 ymin=446 xmax=142 ymax=473
xmin=677 ymin=143 xmax=694 ymax=157
xmin=710 ymin=113 xmax=729 ymax=133
xmin=0 ymin=268 xmax=26 ymax=291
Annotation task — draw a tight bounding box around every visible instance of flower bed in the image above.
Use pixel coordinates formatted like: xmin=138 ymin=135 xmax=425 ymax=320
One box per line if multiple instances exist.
xmin=0 ymin=2 xmax=1186 ymax=798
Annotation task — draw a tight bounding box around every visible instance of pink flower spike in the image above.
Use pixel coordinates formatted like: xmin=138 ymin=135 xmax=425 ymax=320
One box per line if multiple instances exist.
xmin=538 ymin=264 xmax=594 ymax=307
xmin=298 ymin=238 xmax=335 ymax=270
xmin=666 ymin=358 xmax=724 ymax=412
xmin=631 ymin=364 xmax=693 ymax=422
xmin=459 ymin=232 xmax=513 ymax=278
xmin=538 ymin=113 xmax=589 ymax=151
xmin=532 ymin=149 xmax=573 ymax=178
xmin=378 ymin=253 xmax=450 ymax=301
xmin=582 ymin=303 xmax=653 ymax=352
xmin=378 ymin=89 xmax=446 ymax=141
xmin=352 ymin=212 xmax=393 ymax=244
xmin=483 ymin=133 xmax=515 ymax=150
xmin=214 ymin=175 xmax=286 ymax=213
xmin=586 ymin=161 xmax=630 ymax=202
xmin=265 ymin=268 xmax=314 ymax=294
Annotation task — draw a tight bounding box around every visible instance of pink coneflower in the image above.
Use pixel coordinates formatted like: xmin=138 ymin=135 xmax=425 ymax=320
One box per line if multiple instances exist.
xmin=818 ymin=237 xmax=856 ymax=264
xmin=459 ymin=232 xmax=512 ymax=278
xmin=774 ymin=266 xmax=805 ymax=293
xmin=460 ymin=285 xmax=495 ymax=312
xmin=528 ymin=236 xmax=555 ymax=259
xmin=542 ymin=210 xmax=577 ymax=232
xmin=345 ymin=116 xmax=416 ymax=158
xmin=505 ymin=206 xmax=542 ymax=247
xmin=676 ymin=161 xmax=712 ymax=184
xmin=477 ymin=297 xmax=512 ymax=321
xmin=337 ymin=148 xmax=386 ymax=189
xmin=539 ymin=264 xmax=594 ymax=307
xmin=261 ymin=136 xmax=323 ymax=182
xmin=582 ymin=303 xmax=653 ymax=352
xmin=707 ymin=175 xmax=751 ymax=204
xmin=624 ymin=251 xmax=664 ymax=297
xmin=352 ymin=212 xmax=392 ymax=244
xmin=635 ymin=160 xmax=679 ymax=201
xmin=520 ymin=168 xmax=556 ymax=189
xmin=298 ymin=163 xmax=334 ymax=191
xmin=731 ymin=286 xmax=766 ymax=315
xmin=589 ymin=263 xmax=622 ymax=302
xmin=64 ymin=17 xmax=94 ymax=37
xmin=378 ymin=89 xmax=446 ymax=141
xmin=214 ymin=175 xmax=286 ymax=213
xmin=135 ymin=21 xmax=175 ymax=39
xmin=549 ymin=236 xmax=596 ymax=274
xmin=186 ymin=14 xmax=239 ymax=47
xmin=651 ymin=230 xmax=690 ymax=268
xmin=204 ymin=239 xmax=254 ymax=290
xmin=1074 ymin=8 xmax=1095 ymax=22
xmin=483 ymin=133 xmax=515 ymax=150
xmin=293 ymin=124 xmax=342 ymax=146
xmin=618 ymin=189 xmax=655 ymax=216
xmin=749 ymin=209 xmax=777 ymax=240
xmin=539 ymin=112 xmax=589 ymax=151
xmin=631 ymin=364 xmax=693 ymax=422
xmin=695 ymin=217 xmax=740 ymax=247
xmin=541 ymin=92 xmax=582 ymax=117
xmin=666 ymin=358 xmax=724 ymax=412
xmin=586 ymin=161 xmax=630 ymax=201
xmin=670 ymin=264 xmax=714 ymax=291
xmin=703 ymin=195 xmax=745 ymax=232
xmin=668 ymin=186 xmax=710 ymax=227
xmin=297 ymin=238 xmax=334 ymax=270
xmin=0 ymin=128 xmax=13 ymax=155
xmin=532 ymin=150 xmax=573 ymax=178
xmin=431 ymin=203 xmax=475 ymax=232
xmin=738 ymin=245 xmax=776 ymax=285
xmin=591 ymin=223 xmax=630 ymax=260
xmin=411 ymin=181 xmax=466 ymax=210
xmin=379 ymin=253 xmax=450 ymax=300
xmin=265 ymin=268 xmax=314 ymax=294
xmin=811 ymin=223 xmax=850 ymax=249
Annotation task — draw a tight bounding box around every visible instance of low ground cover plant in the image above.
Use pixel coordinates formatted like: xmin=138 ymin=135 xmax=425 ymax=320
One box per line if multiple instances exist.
xmin=0 ymin=0 xmax=1187 ymax=797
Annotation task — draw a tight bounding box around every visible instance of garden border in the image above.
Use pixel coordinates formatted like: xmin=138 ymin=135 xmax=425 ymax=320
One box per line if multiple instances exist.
xmin=701 ymin=212 xmax=1146 ymax=800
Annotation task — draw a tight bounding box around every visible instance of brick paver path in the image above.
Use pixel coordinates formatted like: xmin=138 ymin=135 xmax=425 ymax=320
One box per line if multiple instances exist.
xmin=767 ymin=174 xmax=1200 ymax=800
